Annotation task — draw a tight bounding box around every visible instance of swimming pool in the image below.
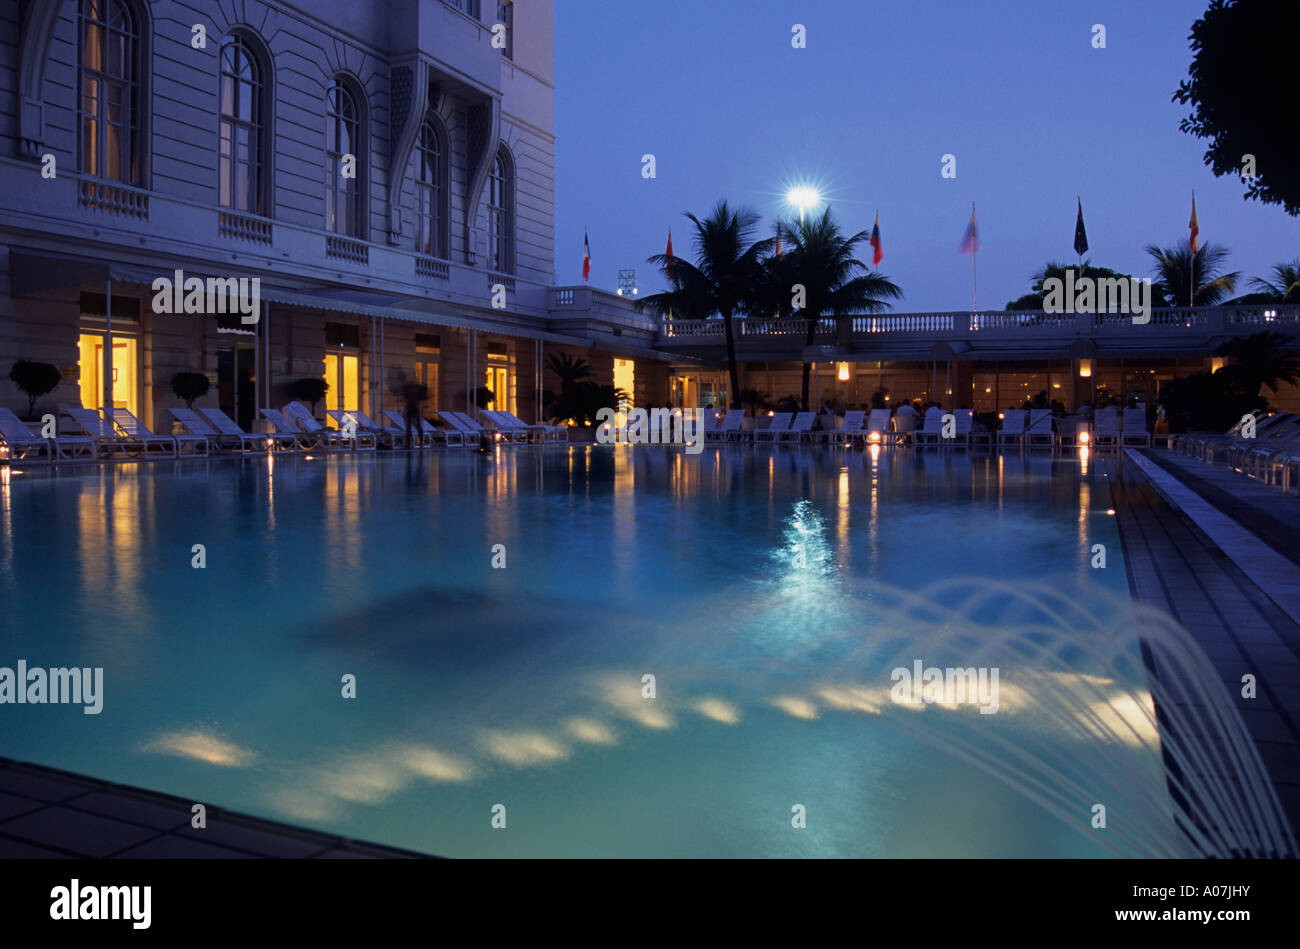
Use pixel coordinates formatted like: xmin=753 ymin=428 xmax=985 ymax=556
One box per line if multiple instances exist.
xmin=0 ymin=446 xmax=1178 ymax=857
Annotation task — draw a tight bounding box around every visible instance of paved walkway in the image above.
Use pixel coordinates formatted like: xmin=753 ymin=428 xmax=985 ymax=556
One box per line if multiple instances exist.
xmin=1111 ymin=449 xmax=1300 ymax=846
xmin=0 ymin=756 xmax=431 ymax=858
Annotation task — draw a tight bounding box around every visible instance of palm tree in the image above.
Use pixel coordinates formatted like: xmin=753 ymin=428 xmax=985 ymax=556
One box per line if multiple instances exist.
xmin=775 ymin=209 xmax=902 ymax=409
xmin=544 ymin=352 xmax=593 ymax=388
xmin=1144 ymin=240 xmax=1240 ymax=307
xmin=638 ymin=200 xmax=772 ymax=409
xmin=1215 ymin=330 xmax=1300 ymax=397
xmin=1250 ymin=259 xmax=1300 ymax=303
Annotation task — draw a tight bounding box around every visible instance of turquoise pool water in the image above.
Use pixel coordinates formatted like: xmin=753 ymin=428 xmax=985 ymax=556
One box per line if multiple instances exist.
xmin=0 ymin=446 xmax=1173 ymax=857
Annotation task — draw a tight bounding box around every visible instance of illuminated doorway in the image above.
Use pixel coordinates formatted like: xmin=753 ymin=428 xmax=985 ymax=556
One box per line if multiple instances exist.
xmin=613 ymin=358 xmax=635 ymax=405
xmin=324 ymin=352 xmax=360 ymax=413
xmin=484 ymin=364 xmax=511 ymax=413
xmin=484 ymin=342 xmax=513 ymax=414
xmin=78 ymin=333 xmax=138 ymax=415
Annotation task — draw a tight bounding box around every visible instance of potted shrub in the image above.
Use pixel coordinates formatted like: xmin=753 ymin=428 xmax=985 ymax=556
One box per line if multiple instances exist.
xmin=170 ymin=371 xmax=211 ymax=409
xmin=291 ymin=377 xmax=329 ymax=418
xmin=7 ymin=360 xmax=61 ymax=420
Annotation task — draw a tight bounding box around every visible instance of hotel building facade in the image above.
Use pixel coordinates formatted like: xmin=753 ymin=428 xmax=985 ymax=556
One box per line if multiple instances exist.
xmin=1 ymin=0 xmax=1296 ymax=431
xmin=0 ymin=0 xmax=677 ymax=433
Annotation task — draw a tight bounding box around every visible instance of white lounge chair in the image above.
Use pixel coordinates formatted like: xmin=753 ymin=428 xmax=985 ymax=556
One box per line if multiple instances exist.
xmin=865 ymin=409 xmax=892 ymax=446
xmin=442 ymin=411 xmax=505 ymax=445
xmin=892 ymin=410 xmax=917 ymax=445
xmin=830 ymin=410 xmax=866 ymax=446
xmin=285 ymin=402 xmax=371 ymax=450
xmin=420 ymin=414 xmax=467 ymax=447
xmin=1121 ymin=407 xmax=1151 ymax=448
xmin=717 ymin=409 xmax=745 ymax=442
xmin=946 ymin=409 xmax=975 ymax=448
xmin=326 ymin=409 xmax=392 ymax=449
xmin=483 ymin=409 xmax=546 ymax=443
xmin=197 ymin=407 xmax=284 ymax=453
xmin=59 ymin=405 xmax=139 ymax=459
xmin=1025 ymin=409 xmax=1056 ymax=450
xmin=997 ymin=409 xmax=1027 ymax=448
xmin=112 ymin=407 xmax=207 ymax=457
xmin=780 ymin=411 xmax=817 ymax=443
xmin=381 ymin=410 xmax=434 ymax=448
xmin=914 ymin=407 xmax=946 ymax=448
xmin=0 ymin=407 xmax=56 ymax=463
xmin=754 ymin=412 xmax=791 ymax=443
xmin=261 ymin=408 xmax=339 ymax=451
xmin=1092 ymin=407 xmax=1121 ymax=449
xmin=499 ymin=409 xmax=567 ymax=442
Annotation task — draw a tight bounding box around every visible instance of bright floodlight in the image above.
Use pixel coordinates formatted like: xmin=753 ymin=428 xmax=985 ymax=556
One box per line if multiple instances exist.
xmin=786 ymin=187 xmax=821 ymax=218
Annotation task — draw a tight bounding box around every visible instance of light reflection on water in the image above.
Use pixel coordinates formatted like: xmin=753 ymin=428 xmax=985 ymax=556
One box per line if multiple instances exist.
xmin=0 ymin=446 xmax=1172 ymax=857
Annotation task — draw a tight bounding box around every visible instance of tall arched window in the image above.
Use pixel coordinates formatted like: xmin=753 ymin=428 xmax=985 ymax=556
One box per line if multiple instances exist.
xmin=486 ymin=147 xmax=513 ymax=273
xmin=415 ymin=114 xmax=447 ymax=258
xmin=218 ymin=35 xmax=267 ymax=214
xmin=79 ymin=0 xmax=142 ymax=183
xmin=326 ymin=78 xmax=364 ymax=237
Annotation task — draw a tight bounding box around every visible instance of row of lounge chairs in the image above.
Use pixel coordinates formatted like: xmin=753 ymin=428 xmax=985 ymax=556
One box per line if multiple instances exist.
xmin=1172 ymin=411 xmax=1300 ymax=493
xmin=695 ymin=406 xmax=1150 ymax=450
xmin=0 ymin=402 xmax=566 ymax=464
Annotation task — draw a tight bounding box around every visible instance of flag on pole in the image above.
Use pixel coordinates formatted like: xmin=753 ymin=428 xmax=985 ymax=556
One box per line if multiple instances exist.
xmin=869 ymin=211 xmax=883 ymax=266
xmin=665 ymin=229 xmax=674 ymax=281
xmin=582 ymin=229 xmax=591 ymax=282
xmin=1073 ymin=198 xmax=1089 ymax=257
xmin=959 ymin=205 xmax=979 ymax=254
xmin=1189 ymin=192 xmax=1199 ymax=254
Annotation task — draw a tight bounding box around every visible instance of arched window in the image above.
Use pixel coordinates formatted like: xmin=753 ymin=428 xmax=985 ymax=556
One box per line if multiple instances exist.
xmin=415 ymin=114 xmax=447 ymax=258
xmin=486 ymin=147 xmax=512 ymax=274
xmin=79 ymin=0 xmax=142 ymax=183
xmin=326 ymin=78 xmax=364 ymax=237
xmin=218 ymin=35 xmax=267 ymax=214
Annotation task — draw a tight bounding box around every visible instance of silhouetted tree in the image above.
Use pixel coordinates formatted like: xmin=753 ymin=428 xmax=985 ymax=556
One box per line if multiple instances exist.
xmin=1174 ymin=0 xmax=1300 ymax=216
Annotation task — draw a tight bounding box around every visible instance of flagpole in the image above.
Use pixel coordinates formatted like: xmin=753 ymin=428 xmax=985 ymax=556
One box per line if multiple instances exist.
xmin=971 ymin=202 xmax=977 ymax=314
xmin=1190 ymin=190 xmax=1196 ymax=309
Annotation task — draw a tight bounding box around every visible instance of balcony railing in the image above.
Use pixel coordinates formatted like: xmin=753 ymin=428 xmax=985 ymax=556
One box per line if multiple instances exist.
xmin=78 ymin=179 xmax=149 ymax=220
xmin=326 ymin=234 xmax=369 ymax=265
xmin=218 ymin=210 xmax=272 ymax=244
xmin=488 ymin=272 xmax=516 ymax=292
xmin=661 ymin=305 xmax=1300 ymax=341
xmin=416 ymin=256 xmax=450 ymax=280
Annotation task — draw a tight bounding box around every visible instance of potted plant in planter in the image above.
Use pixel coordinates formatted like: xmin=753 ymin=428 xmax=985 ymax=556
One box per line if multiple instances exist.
xmin=290 ymin=377 xmax=329 ymax=419
xmin=171 ymin=371 xmax=211 ymax=409
xmin=8 ymin=360 xmax=61 ymax=420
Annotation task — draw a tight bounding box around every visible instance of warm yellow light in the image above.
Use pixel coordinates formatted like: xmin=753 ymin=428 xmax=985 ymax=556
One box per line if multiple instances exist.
xmin=868 ymin=432 xmax=881 ymax=443
xmin=1210 ymin=357 xmax=1226 ymax=373
xmin=984 ymin=387 xmax=991 ymax=393
xmin=998 ymin=412 xmax=1005 ymax=420
xmin=837 ymin=362 xmax=850 ymax=382
xmin=1079 ymin=359 xmax=1092 ymax=378
xmin=767 ymin=410 xmax=774 ymax=417
xmin=1079 ymin=431 xmax=1090 ymax=445
xmin=1052 ymin=383 xmax=1061 ymax=389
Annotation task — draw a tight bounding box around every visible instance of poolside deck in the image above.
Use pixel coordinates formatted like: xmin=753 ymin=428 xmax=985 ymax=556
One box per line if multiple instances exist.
xmin=1112 ymin=448 xmax=1300 ymax=843
xmin=0 ymin=756 xmax=433 ymax=858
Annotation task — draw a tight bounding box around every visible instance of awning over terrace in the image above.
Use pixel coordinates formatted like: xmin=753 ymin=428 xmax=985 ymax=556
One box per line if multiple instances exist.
xmin=7 ymin=249 xmax=591 ymax=346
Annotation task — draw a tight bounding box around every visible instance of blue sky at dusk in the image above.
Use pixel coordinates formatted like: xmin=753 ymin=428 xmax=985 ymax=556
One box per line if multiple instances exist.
xmin=554 ymin=0 xmax=1297 ymax=311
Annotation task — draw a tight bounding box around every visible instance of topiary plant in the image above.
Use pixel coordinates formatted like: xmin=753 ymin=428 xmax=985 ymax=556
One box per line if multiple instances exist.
xmin=170 ymin=371 xmax=211 ymax=409
xmin=291 ymin=377 xmax=330 ymax=417
xmin=8 ymin=360 xmax=62 ymax=419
